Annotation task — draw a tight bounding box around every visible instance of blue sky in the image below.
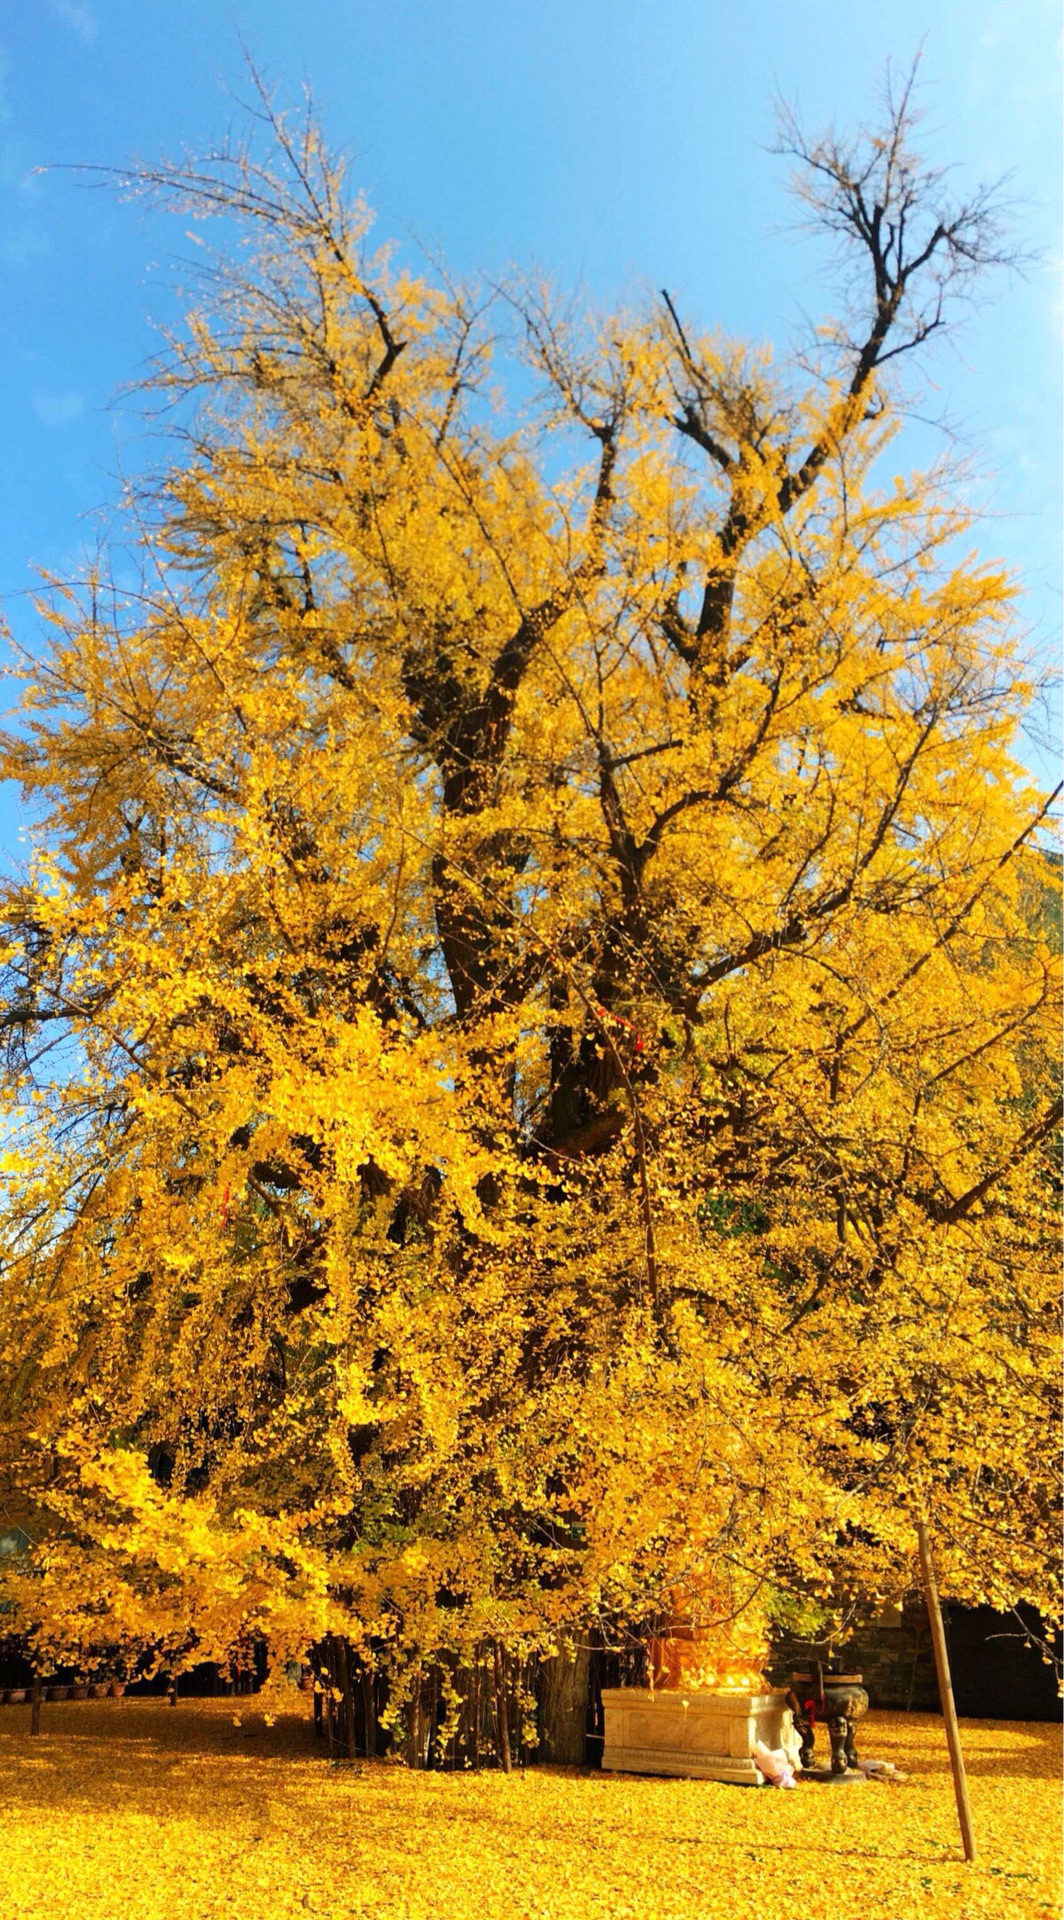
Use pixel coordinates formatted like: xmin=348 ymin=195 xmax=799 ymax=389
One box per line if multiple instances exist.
xmin=0 ymin=0 xmax=1060 ymax=844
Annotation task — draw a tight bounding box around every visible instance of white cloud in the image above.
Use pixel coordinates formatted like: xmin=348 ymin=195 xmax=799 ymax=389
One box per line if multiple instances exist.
xmin=32 ymin=389 xmax=84 ymax=427
xmin=51 ymin=1 xmax=99 ymax=44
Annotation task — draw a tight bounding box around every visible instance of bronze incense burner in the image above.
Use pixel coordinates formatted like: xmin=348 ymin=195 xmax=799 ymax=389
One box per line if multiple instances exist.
xmin=788 ymin=1663 xmax=869 ymax=1780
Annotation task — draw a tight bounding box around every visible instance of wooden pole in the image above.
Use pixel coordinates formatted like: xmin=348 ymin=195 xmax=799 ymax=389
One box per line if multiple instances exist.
xmin=916 ymin=1516 xmax=976 ymax=1863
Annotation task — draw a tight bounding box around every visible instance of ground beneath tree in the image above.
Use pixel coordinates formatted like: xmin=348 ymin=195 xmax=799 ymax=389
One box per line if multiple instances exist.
xmin=0 ymin=1700 xmax=1057 ymax=1919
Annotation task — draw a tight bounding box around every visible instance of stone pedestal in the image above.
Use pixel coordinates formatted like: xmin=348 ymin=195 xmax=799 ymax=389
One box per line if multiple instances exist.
xmin=601 ymin=1687 xmax=799 ymax=1786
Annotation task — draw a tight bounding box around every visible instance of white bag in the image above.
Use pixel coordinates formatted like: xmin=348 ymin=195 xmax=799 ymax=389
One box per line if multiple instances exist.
xmin=752 ymin=1740 xmax=797 ymax=1788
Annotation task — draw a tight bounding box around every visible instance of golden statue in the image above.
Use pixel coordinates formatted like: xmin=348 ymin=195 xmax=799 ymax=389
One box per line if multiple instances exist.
xmin=647 ymin=1580 xmax=767 ymax=1693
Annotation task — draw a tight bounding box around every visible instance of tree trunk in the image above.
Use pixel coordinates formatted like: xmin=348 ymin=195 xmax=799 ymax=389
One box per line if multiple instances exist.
xmin=361 ymin=1668 xmax=376 ymax=1759
xmin=409 ymin=1678 xmax=431 ymax=1770
xmin=324 ymin=1640 xmax=336 ymax=1759
xmin=30 ymin=1673 xmax=41 ymax=1736
xmin=538 ymin=1639 xmax=590 ymax=1766
xmin=338 ymin=1639 xmax=357 ymax=1761
xmin=493 ymin=1641 xmax=512 ymax=1774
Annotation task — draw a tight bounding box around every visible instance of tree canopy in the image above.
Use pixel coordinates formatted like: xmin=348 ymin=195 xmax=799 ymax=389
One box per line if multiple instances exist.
xmin=0 ymin=69 xmax=1058 ymax=1745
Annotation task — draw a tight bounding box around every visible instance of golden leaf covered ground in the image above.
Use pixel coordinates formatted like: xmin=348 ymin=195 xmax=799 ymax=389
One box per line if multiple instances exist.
xmin=0 ymin=1700 xmax=1058 ymax=1919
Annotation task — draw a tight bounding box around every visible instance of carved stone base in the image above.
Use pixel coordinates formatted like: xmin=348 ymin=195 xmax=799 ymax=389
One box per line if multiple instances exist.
xmin=601 ymin=1687 xmax=800 ymax=1786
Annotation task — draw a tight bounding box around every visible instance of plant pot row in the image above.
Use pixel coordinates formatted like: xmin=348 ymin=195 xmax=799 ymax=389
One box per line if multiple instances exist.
xmin=1 ymin=1681 xmax=127 ymax=1703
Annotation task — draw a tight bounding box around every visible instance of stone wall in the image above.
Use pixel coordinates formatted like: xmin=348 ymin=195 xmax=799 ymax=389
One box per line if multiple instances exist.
xmin=767 ymin=1597 xmax=940 ymax=1711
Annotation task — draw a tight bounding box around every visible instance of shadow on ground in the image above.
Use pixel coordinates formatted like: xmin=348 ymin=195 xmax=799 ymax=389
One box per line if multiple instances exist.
xmin=0 ymin=1702 xmax=1058 ymax=1836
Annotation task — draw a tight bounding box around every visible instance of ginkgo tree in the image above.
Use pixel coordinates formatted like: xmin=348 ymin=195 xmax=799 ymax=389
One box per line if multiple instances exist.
xmin=0 ymin=64 xmax=1058 ymax=1763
